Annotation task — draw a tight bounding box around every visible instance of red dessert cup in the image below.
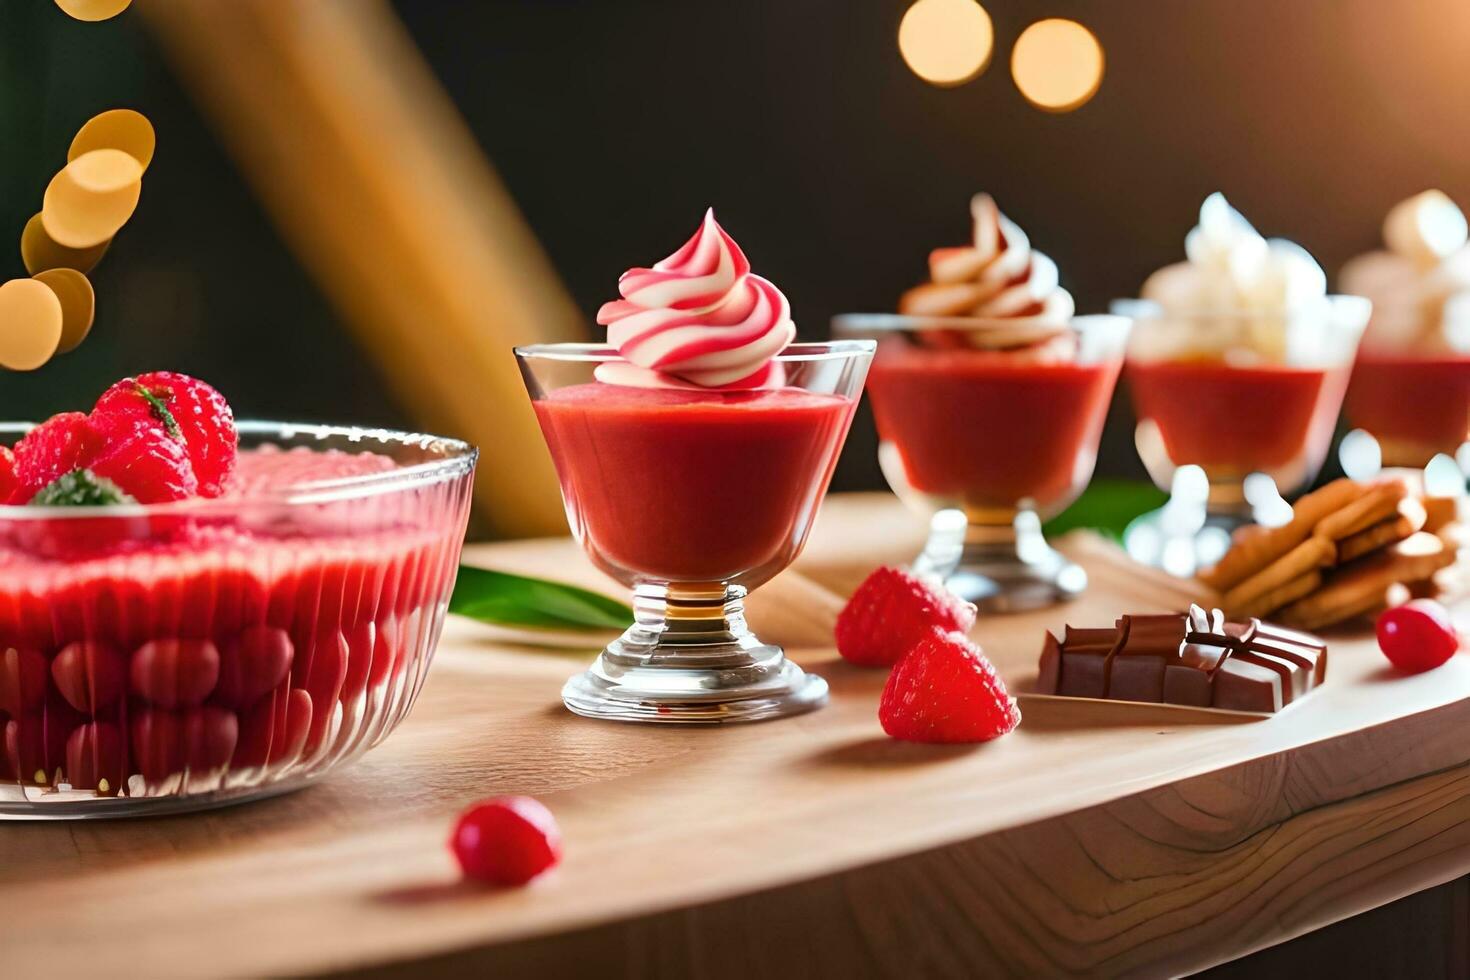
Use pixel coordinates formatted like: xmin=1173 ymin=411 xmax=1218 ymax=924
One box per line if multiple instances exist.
xmin=1344 ymin=351 xmax=1470 ymax=468
xmin=831 ymin=314 xmax=1130 ymax=612
xmin=1119 ymin=296 xmax=1369 ymax=572
xmin=0 ymin=422 xmax=474 ymax=819
xmin=517 ymin=341 xmax=873 ymax=724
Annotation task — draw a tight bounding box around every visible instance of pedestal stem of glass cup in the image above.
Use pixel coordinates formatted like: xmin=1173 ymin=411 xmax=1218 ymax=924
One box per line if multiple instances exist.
xmin=615 ymin=581 xmax=762 ymax=667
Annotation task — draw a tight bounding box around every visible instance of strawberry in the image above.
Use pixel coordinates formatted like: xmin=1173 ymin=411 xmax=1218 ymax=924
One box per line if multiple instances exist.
xmin=86 ymin=417 xmax=198 ymax=503
xmin=93 ymin=372 xmax=237 ymax=496
xmin=0 ymin=446 xmax=16 ymax=503
xmin=879 ymin=629 xmax=1020 ymax=743
xmin=835 ymin=566 xmax=976 ymax=667
xmin=11 ymin=412 xmax=100 ymax=503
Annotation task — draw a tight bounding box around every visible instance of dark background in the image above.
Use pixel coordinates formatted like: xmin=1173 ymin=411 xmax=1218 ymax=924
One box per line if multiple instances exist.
xmin=4 ymin=0 xmax=1469 ymax=497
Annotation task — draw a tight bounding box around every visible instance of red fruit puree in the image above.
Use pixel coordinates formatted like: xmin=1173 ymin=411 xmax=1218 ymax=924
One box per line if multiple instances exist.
xmin=534 ymin=383 xmax=855 ymax=583
xmin=0 ymin=447 xmax=465 ymax=794
xmin=1345 ymin=352 xmax=1470 ymax=463
xmin=865 ymin=345 xmax=1121 ymax=510
xmin=1128 ymin=360 xmax=1347 ymax=474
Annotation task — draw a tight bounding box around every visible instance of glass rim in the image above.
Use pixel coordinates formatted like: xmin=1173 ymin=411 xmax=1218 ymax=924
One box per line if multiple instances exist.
xmin=0 ymin=420 xmax=478 ymax=519
xmin=830 ymin=312 xmax=1129 ymax=335
xmin=1110 ymin=294 xmax=1372 ymax=322
xmin=513 ymin=339 xmax=876 ymax=363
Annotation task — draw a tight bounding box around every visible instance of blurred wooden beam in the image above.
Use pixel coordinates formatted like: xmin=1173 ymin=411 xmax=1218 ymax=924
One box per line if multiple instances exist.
xmin=138 ymin=0 xmax=581 ymax=537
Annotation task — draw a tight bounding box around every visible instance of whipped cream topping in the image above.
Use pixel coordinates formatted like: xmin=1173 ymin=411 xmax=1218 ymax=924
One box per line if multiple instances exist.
xmin=1133 ymin=193 xmax=1341 ymax=364
xmin=1339 ymin=190 xmax=1470 ymax=354
xmin=899 ymin=194 xmax=1076 ymax=325
xmin=595 ymin=209 xmax=796 ymax=389
xmin=1141 ymin=193 xmax=1327 ymax=315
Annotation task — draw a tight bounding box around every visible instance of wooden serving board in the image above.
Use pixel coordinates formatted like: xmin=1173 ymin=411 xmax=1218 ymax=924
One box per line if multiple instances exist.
xmin=5 ymin=494 xmax=1470 ymax=978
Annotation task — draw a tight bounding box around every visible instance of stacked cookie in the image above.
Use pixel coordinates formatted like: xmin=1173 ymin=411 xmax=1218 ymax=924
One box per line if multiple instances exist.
xmin=1199 ymin=477 xmax=1461 ymax=630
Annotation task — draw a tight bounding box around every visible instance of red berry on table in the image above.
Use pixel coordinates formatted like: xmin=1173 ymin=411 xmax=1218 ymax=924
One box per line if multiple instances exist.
xmin=450 ymin=796 xmax=562 ymax=886
xmin=87 ymin=416 xmax=198 ymax=503
xmin=879 ymin=628 xmax=1020 ymax=743
xmin=836 ymin=565 xmax=976 ymax=667
xmin=11 ymin=412 xmax=100 ymax=503
xmin=0 ymin=446 xmax=17 ymax=503
xmin=1376 ymin=600 xmax=1460 ymax=674
xmin=93 ymin=372 xmax=237 ymax=497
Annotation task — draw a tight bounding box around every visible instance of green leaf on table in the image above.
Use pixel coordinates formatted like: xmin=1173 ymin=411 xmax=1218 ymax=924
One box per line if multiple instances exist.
xmin=1042 ymin=479 xmax=1167 ymax=541
xmin=449 ymin=565 xmax=634 ymax=631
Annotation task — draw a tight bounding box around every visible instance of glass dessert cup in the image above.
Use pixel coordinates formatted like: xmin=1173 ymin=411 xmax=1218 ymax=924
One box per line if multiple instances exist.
xmin=831 ymin=314 xmax=1130 ymax=613
xmin=0 ymin=422 xmax=475 ymax=819
xmin=517 ymin=341 xmax=873 ymax=724
xmin=1119 ymin=296 xmax=1370 ymax=573
xmin=1344 ymin=351 xmax=1470 ymax=469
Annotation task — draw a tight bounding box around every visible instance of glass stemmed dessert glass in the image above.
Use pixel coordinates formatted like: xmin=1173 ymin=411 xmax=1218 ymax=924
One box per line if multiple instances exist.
xmin=521 ymin=207 xmax=872 ymax=723
xmin=517 ymin=342 xmax=872 ymax=723
xmin=833 ymin=313 xmax=1129 ymax=612
xmin=833 ymin=193 xmax=1128 ymax=612
xmin=1118 ymin=194 xmax=1370 ymax=575
xmin=1340 ymin=190 xmax=1470 ymax=472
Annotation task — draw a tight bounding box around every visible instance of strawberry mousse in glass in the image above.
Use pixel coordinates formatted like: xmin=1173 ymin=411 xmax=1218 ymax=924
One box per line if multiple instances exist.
xmin=834 ymin=195 xmax=1130 ymax=612
xmin=1340 ymin=190 xmax=1470 ymax=468
xmin=1120 ymin=194 xmax=1369 ymax=572
xmin=518 ymin=210 xmax=872 ymax=723
xmin=0 ymin=374 xmax=474 ymax=818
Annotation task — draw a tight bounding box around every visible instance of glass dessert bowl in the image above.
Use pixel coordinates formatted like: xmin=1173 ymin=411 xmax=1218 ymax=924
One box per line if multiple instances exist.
xmin=1340 ymin=190 xmax=1470 ymax=470
xmin=1119 ymin=194 xmax=1370 ymax=574
xmin=0 ymin=421 xmax=475 ymax=818
xmin=833 ymin=313 xmax=1129 ymax=611
xmin=833 ymin=193 xmax=1126 ymax=612
xmin=519 ymin=342 xmax=871 ymax=723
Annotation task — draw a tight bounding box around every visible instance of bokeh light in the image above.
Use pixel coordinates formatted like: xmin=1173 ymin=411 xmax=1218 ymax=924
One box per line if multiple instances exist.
xmin=54 ymin=0 xmax=132 ymax=22
xmin=1011 ymin=18 xmax=1105 ymax=112
xmin=898 ymin=0 xmax=994 ymax=88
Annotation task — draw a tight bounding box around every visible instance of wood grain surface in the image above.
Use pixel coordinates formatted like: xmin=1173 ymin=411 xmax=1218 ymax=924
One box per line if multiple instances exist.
xmin=4 ymin=494 xmax=1470 ymax=978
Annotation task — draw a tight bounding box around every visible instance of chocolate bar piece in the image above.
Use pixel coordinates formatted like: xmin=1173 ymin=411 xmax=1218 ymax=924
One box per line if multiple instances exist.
xmin=1036 ymin=604 xmax=1327 ymax=713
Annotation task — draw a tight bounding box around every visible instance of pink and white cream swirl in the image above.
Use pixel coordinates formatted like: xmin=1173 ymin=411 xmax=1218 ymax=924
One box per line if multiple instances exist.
xmin=899 ymin=194 xmax=1075 ymax=323
xmin=595 ymin=209 xmax=796 ymax=389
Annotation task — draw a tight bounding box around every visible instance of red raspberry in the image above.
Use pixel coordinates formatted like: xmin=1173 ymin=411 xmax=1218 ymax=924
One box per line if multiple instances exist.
xmin=11 ymin=412 xmax=100 ymax=503
xmin=835 ymin=566 xmax=977 ymax=667
xmin=1377 ymin=600 xmax=1460 ymax=673
xmin=87 ymin=417 xmax=198 ymax=503
xmin=94 ymin=372 xmax=237 ymax=496
xmin=0 ymin=446 xmax=16 ymax=503
xmin=879 ymin=629 xmax=1020 ymax=743
xmin=450 ymin=796 xmax=562 ymax=886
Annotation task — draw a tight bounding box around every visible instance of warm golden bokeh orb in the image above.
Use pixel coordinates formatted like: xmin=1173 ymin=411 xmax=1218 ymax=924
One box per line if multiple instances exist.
xmin=33 ymin=268 xmax=96 ymax=354
xmin=0 ymin=278 xmax=64 ymax=371
xmin=70 ymin=109 xmax=156 ymax=172
xmin=54 ymin=0 xmax=132 ymax=22
xmin=898 ymin=0 xmax=994 ymax=87
xmin=1011 ymin=18 xmax=1105 ymax=112
xmin=20 ymin=212 xmax=110 ymax=276
xmin=42 ymin=149 xmax=143 ymax=249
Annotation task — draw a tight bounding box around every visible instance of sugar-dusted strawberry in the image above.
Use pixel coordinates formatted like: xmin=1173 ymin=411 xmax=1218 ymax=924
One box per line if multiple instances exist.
xmin=0 ymin=446 xmax=17 ymax=503
xmin=86 ymin=417 xmax=198 ymax=503
xmin=11 ymin=412 xmax=100 ymax=503
xmin=879 ymin=629 xmax=1020 ymax=743
xmin=836 ymin=566 xmax=976 ymax=667
xmin=93 ymin=372 xmax=237 ymax=496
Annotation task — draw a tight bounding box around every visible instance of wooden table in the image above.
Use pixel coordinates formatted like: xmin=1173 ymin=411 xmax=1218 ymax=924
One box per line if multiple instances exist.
xmin=5 ymin=494 xmax=1470 ymax=978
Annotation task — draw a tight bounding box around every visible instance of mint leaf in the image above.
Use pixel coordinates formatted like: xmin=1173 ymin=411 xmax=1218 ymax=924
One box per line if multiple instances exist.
xmin=133 ymin=380 xmax=183 ymax=441
xmin=30 ymin=469 xmax=137 ymax=507
xmin=450 ymin=565 xmax=633 ymax=631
